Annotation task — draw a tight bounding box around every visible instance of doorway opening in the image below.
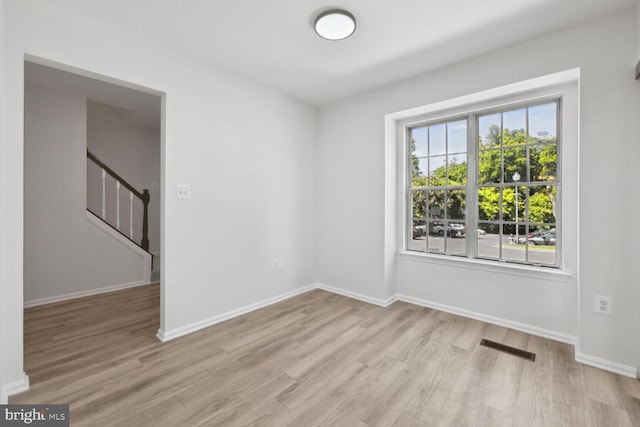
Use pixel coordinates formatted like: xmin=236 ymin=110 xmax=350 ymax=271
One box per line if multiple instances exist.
xmin=22 ymin=58 xmax=165 ymax=389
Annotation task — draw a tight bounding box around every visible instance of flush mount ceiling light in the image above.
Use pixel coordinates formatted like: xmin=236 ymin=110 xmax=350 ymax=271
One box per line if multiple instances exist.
xmin=314 ymin=9 xmax=356 ymax=41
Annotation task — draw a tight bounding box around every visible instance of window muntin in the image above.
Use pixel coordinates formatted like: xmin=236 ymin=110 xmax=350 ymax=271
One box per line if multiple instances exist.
xmin=407 ymin=100 xmax=559 ymax=267
xmin=409 ymin=118 xmax=468 ymax=256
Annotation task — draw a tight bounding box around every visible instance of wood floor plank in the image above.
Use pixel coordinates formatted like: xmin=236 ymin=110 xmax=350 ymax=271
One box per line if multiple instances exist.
xmin=586 ymin=399 xmax=636 ymax=427
xmin=277 ymin=361 xmax=377 ymax=427
xmin=10 ymin=284 xmax=640 ymax=426
xmin=391 ymin=411 xmax=428 ymax=427
xmin=482 ymin=329 xmax=529 ymax=415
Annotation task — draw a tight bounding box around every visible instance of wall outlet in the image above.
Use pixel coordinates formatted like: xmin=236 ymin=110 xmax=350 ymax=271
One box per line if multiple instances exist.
xmin=272 ymin=258 xmax=285 ymax=271
xmin=594 ymin=295 xmax=613 ymax=315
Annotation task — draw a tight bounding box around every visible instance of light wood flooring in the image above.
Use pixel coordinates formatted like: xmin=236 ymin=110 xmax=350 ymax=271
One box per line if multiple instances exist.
xmin=11 ymin=284 xmax=640 ymax=426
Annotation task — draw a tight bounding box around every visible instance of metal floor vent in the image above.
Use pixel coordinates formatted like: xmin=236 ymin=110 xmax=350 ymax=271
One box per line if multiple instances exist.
xmin=479 ymin=338 xmax=536 ymax=362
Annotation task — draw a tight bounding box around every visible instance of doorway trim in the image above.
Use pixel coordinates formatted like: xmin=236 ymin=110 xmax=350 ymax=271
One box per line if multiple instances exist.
xmin=16 ymin=54 xmax=167 ymax=395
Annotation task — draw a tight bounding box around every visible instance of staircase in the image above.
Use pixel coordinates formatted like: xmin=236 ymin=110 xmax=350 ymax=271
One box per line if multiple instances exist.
xmin=86 ymin=149 xmax=153 ymax=257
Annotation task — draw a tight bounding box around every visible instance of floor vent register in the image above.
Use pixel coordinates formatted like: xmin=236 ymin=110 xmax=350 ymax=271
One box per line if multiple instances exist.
xmin=479 ymin=338 xmax=536 ymax=362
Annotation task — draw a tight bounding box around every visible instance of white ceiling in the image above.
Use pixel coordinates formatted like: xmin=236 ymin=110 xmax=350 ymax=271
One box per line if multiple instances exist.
xmin=45 ymin=0 xmax=636 ymax=105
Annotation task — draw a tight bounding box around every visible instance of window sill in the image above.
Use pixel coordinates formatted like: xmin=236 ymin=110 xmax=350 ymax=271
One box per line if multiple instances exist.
xmin=398 ymin=251 xmax=571 ymax=283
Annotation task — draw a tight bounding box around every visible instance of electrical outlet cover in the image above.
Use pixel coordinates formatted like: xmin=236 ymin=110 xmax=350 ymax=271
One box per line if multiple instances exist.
xmin=594 ymin=295 xmax=613 ymax=315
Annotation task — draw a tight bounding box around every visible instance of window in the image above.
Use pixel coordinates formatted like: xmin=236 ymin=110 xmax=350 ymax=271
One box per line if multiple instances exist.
xmin=407 ymin=99 xmax=559 ymax=267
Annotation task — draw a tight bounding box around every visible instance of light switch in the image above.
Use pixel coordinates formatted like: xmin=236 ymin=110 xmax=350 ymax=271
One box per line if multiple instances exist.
xmin=176 ymin=184 xmax=191 ymax=200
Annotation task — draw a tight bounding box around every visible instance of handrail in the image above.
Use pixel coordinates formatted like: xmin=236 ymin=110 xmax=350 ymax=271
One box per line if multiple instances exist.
xmin=87 ymin=149 xmax=150 ymax=251
xmin=87 ymin=150 xmax=143 ymax=200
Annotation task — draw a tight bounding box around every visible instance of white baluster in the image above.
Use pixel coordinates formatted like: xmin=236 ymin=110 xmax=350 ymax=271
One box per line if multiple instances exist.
xmin=101 ymin=169 xmax=106 ymax=220
xmin=129 ymin=192 xmax=134 ymax=239
xmin=116 ymin=181 xmax=121 ymax=230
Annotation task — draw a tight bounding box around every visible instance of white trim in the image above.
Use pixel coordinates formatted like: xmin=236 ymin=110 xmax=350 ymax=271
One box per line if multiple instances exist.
xmin=0 ymin=0 xmax=6 ymax=405
xmin=315 ymin=282 xmax=397 ymax=307
xmin=396 ymin=293 xmax=578 ymax=345
xmin=24 ymin=281 xmax=156 ymax=308
xmin=15 ymin=277 xmax=638 ymax=385
xmin=386 ymin=68 xmax=581 ymax=120
xmin=398 ymin=251 xmax=571 ymax=283
xmin=1 ymin=372 xmax=29 ymax=399
xmin=155 ymin=280 xmax=637 ymax=378
xmin=85 ymin=210 xmax=152 ymax=283
xmin=156 ymin=285 xmax=316 ymax=342
xmin=86 ymin=209 xmax=149 ymax=257
xmin=387 ymin=70 xmax=580 ymax=289
xmin=156 ymin=280 xmax=575 ymax=346
xmin=575 ymin=348 xmax=638 ymax=379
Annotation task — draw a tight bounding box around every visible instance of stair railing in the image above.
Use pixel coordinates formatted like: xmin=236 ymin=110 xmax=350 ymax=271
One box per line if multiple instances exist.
xmin=86 ymin=150 xmax=150 ymax=251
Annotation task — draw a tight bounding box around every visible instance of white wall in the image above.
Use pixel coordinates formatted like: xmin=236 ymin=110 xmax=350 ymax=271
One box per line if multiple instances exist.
xmin=24 ymin=83 xmax=151 ymax=303
xmin=636 ymin=0 xmax=640 ymax=380
xmin=317 ymin=9 xmax=640 ymax=371
xmin=637 ymin=1 xmax=640 ymax=59
xmin=3 ymin=1 xmax=637 ymax=397
xmin=0 ymin=0 xmax=7 ymax=405
xmin=1 ymin=0 xmax=317 ymax=389
xmin=87 ymin=101 xmax=161 ymax=253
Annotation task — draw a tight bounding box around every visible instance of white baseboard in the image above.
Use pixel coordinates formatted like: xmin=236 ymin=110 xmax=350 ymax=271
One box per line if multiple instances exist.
xmin=19 ymin=278 xmax=637 ymax=382
xmin=156 ymin=285 xmax=316 ymax=342
xmin=314 ymin=282 xmax=397 ymax=307
xmin=24 ymin=280 xmax=154 ymax=308
xmin=2 ymin=372 xmax=30 ymax=400
xmin=155 ymin=281 xmax=636 ymax=379
xmin=395 ymin=293 xmax=638 ymax=378
xmin=396 ymin=294 xmax=578 ymax=345
xmin=575 ymin=348 xmax=638 ymax=379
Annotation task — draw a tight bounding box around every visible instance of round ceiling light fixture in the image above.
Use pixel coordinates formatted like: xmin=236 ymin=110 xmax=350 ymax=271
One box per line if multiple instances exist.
xmin=314 ymin=9 xmax=356 ymax=41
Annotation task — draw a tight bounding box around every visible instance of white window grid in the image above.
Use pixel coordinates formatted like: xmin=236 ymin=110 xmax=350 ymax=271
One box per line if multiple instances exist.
xmin=406 ymin=97 xmax=561 ymax=268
